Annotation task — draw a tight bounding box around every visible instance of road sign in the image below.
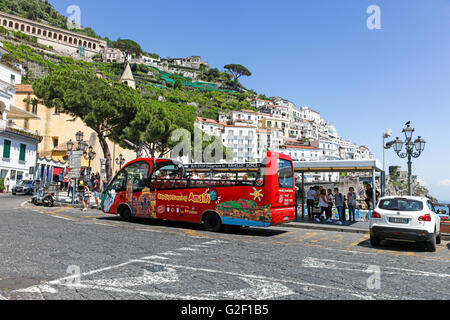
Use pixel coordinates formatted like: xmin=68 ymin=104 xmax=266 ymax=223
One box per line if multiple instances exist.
xmin=68 ymin=151 xmax=83 ymax=178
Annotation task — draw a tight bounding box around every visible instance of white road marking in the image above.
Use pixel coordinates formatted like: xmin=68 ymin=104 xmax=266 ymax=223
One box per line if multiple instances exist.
xmin=136 ymin=228 xmax=162 ymax=233
xmin=13 ymin=240 xmax=218 ymax=295
xmin=92 ymin=223 xmax=119 ymax=227
xmin=161 ymin=251 xmax=183 ymax=256
xmin=20 ymin=201 xmax=28 ymax=207
xmin=302 ymin=257 xmax=450 ymax=278
xmin=177 ymin=247 xmax=200 ymax=252
xmin=51 ymin=215 xmax=73 ymax=221
xmin=16 ymin=285 xmax=58 ymax=294
xmin=142 ymin=261 xmax=410 ymax=300
xmin=204 ymin=277 xmax=296 ymax=300
xmin=0 ymin=293 xmax=7 ymax=300
xmin=140 ymin=255 xmax=169 ymax=260
xmin=76 ymin=268 xmax=178 ymax=288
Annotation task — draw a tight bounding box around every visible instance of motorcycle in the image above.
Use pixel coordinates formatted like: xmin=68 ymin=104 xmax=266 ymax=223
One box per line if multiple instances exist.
xmin=31 ymin=187 xmax=56 ymax=207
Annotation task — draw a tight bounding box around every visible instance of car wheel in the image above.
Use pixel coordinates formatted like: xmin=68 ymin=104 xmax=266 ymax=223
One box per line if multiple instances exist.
xmin=436 ymin=234 xmax=441 ymax=245
xmin=203 ymin=212 xmax=223 ymax=232
xmin=370 ymin=235 xmax=381 ymax=247
xmin=426 ymin=234 xmax=437 ymax=252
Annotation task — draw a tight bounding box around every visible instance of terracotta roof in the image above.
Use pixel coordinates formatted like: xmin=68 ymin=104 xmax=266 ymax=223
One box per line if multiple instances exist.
xmin=282 ymin=145 xmax=319 ymax=150
xmin=15 ymin=84 xmax=33 ymax=93
xmin=224 ymin=124 xmax=257 ymax=128
xmin=196 ymin=117 xmax=225 ymax=126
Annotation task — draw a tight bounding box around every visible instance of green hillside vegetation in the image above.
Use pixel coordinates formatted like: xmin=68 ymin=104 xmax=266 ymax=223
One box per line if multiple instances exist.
xmin=0 ymin=0 xmax=102 ymax=39
xmin=0 ymin=39 xmax=256 ymax=120
xmin=0 ymin=0 xmax=67 ymax=28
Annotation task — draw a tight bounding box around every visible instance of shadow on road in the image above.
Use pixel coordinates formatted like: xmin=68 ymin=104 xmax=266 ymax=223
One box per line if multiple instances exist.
xmin=357 ymin=238 xmax=436 ymax=253
xmin=96 ymin=216 xmax=288 ymax=237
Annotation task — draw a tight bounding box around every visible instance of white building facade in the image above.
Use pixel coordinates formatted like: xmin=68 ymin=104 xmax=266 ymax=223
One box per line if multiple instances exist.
xmin=0 ymin=47 xmax=41 ymax=188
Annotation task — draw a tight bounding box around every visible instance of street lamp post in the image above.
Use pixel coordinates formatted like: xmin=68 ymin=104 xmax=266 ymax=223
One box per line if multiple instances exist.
xmin=83 ymin=145 xmax=97 ymax=177
xmin=115 ymin=154 xmax=125 ymax=169
xmin=382 ymin=129 xmax=393 ymax=196
xmin=390 ymin=123 xmax=426 ymax=196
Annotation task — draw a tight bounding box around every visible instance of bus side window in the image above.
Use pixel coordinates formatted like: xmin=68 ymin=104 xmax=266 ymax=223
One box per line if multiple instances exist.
xmin=153 ymin=162 xmax=183 ymax=190
xmin=108 ymin=171 xmax=127 ymax=193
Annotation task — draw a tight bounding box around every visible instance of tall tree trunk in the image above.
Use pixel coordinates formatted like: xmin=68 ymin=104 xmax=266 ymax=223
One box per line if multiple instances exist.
xmin=97 ymin=131 xmax=113 ymax=180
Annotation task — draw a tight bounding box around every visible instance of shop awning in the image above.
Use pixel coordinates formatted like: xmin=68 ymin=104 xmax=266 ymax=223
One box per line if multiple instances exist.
xmin=53 ymin=168 xmax=64 ymax=176
xmin=7 ymin=105 xmax=41 ymax=120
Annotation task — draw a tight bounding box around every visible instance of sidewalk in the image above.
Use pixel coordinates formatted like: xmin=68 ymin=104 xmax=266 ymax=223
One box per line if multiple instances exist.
xmin=284 ymin=216 xmax=370 ymax=234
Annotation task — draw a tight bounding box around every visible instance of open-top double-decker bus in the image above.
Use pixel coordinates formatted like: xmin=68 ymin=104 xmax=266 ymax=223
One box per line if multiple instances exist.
xmin=101 ymin=151 xmax=295 ymax=232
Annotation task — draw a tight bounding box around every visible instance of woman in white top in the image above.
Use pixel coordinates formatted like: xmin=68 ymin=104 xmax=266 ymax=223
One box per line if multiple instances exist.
xmin=317 ymin=189 xmax=328 ymax=223
xmin=4 ymin=178 xmax=10 ymax=193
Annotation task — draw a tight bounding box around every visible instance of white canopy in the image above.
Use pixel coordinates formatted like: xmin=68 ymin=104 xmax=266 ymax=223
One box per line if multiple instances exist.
xmin=293 ymin=160 xmax=383 ymax=173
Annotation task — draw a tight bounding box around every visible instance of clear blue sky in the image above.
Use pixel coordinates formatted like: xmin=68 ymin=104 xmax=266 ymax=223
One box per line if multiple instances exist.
xmin=53 ymin=0 xmax=450 ymax=201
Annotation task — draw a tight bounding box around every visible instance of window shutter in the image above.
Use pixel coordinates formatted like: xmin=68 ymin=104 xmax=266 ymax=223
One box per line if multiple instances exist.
xmin=19 ymin=144 xmax=26 ymax=161
xmin=3 ymin=140 xmax=11 ymax=159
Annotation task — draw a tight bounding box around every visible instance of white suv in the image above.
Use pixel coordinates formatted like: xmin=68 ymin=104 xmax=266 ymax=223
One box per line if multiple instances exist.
xmin=370 ymin=196 xmax=441 ymax=252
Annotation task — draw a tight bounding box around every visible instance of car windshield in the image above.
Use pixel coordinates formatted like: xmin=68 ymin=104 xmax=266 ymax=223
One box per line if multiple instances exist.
xmin=379 ymin=199 xmax=424 ymax=212
xmin=18 ymin=181 xmax=31 ymax=186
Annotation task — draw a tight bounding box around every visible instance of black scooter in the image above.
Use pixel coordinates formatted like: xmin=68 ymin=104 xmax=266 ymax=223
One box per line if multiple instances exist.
xmin=31 ymin=187 xmax=55 ymax=207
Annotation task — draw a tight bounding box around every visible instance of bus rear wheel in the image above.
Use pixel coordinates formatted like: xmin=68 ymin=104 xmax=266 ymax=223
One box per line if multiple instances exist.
xmin=203 ymin=213 xmax=223 ymax=232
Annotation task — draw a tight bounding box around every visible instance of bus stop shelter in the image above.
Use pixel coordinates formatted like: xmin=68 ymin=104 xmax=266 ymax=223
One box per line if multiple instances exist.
xmin=293 ymin=160 xmax=384 ymax=219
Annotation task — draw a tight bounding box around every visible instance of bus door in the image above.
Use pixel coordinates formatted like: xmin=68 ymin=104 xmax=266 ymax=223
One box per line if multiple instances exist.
xmin=102 ymin=169 xmax=127 ymax=214
xmin=151 ymin=160 xmax=188 ymax=221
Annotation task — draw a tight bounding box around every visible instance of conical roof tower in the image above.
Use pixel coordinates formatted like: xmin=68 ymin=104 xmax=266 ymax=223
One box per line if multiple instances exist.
xmin=119 ymin=61 xmax=136 ymax=89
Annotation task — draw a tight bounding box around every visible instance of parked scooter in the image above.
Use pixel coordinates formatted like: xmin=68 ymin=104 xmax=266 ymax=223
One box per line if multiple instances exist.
xmin=31 ymin=187 xmax=56 ymax=207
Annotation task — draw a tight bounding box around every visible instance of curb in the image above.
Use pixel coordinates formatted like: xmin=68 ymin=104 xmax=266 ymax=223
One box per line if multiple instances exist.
xmin=284 ymin=222 xmax=450 ymax=240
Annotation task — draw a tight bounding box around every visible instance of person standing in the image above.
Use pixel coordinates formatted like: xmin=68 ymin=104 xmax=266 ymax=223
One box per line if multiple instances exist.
xmin=317 ymin=189 xmax=328 ymax=223
xmin=365 ymin=184 xmax=380 ymax=209
xmin=63 ymin=174 xmax=69 ymax=191
xmin=67 ymin=178 xmax=73 ymax=197
xmin=326 ymin=189 xmax=334 ymax=223
xmin=306 ymin=187 xmax=317 ymax=219
xmin=347 ymin=187 xmax=357 ymax=222
xmin=79 ymin=180 xmax=90 ymax=212
xmin=334 ymin=188 xmax=345 ymax=225
xmin=93 ymin=176 xmax=101 ymax=208
xmin=4 ymin=177 xmax=10 ymax=193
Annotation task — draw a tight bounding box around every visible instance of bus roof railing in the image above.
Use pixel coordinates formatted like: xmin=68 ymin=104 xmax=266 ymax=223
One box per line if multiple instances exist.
xmin=184 ymin=162 xmax=263 ymax=173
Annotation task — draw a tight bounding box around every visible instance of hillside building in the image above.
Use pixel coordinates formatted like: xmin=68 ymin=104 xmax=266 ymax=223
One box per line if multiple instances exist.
xmin=0 ymin=11 xmax=107 ymax=59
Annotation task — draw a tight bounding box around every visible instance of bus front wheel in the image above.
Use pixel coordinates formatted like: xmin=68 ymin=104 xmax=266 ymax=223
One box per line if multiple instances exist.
xmin=203 ymin=213 xmax=223 ymax=232
xmin=119 ymin=206 xmax=133 ymax=222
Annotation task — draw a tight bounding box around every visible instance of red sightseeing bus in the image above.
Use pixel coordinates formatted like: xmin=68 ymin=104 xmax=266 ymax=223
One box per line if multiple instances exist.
xmin=101 ymin=151 xmax=296 ymax=232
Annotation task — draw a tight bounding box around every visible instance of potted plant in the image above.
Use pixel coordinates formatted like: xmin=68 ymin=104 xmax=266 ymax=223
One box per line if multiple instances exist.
xmin=0 ymin=178 xmax=4 ymax=193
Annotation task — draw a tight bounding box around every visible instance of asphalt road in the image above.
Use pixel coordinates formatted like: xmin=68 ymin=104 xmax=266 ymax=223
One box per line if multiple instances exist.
xmin=0 ymin=194 xmax=449 ymax=301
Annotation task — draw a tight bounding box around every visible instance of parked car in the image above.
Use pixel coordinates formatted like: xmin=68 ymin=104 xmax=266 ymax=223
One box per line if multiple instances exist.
xmin=370 ymin=196 xmax=441 ymax=252
xmin=12 ymin=180 xmax=35 ymax=196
